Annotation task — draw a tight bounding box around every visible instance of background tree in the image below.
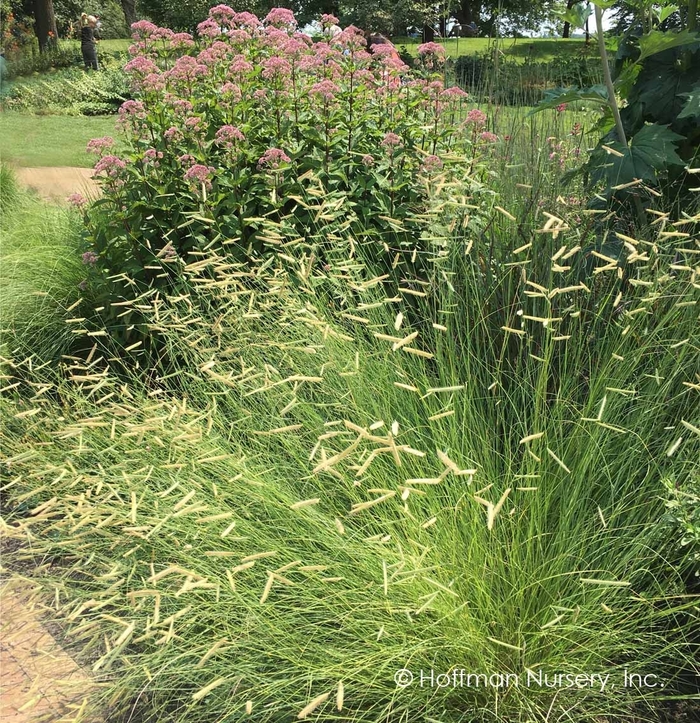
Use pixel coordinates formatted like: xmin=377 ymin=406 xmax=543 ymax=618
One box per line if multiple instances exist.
xmin=608 ymin=0 xmax=691 ymax=33
xmin=562 ymin=0 xmax=575 ymax=37
xmin=121 ymin=0 xmax=135 ymax=27
xmin=33 ymin=0 xmax=58 ymax=50
xmin=449 ymin=0 xmax=559 ymax=36
xmin=135 ymin=0 xmax=561 ymax=35
xmin=51 ymin=0 xmax=129 ymax=37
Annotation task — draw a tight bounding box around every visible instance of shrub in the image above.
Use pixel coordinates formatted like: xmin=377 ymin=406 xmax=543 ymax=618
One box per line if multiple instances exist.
xmin=1 ymin=65 xmax=131 ymax=114
xmin=534 ymin=7 xmax=700 ymax=223
xmin=590 ymin=39 xmax=700 ymax=217
xmin=0 ymin=8 xmax=35 ymax=58
xmin=3 ymin=45 xmax=80 ymax=79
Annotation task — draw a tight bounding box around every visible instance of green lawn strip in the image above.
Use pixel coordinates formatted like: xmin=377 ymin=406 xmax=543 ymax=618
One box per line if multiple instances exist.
xmin=396 ymin=36 xmax=616 ymax=61
xmin=0 ymin=112 xmax=117 ymax=167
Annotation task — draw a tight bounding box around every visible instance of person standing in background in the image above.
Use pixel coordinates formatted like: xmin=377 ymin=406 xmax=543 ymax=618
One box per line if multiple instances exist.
xmin=80 ymin=13 xmax=100 ymax=70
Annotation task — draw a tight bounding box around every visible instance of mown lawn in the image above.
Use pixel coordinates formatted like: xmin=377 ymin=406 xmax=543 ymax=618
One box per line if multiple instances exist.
xmin=396 ymin=36 xmax=615 ymax=60
xmin=0 ymin=112 xmax=117 ymax=167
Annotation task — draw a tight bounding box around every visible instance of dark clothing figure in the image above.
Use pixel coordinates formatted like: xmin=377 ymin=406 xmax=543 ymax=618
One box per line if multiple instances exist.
xmin=81 ymin=25 xmax=99 ymax=70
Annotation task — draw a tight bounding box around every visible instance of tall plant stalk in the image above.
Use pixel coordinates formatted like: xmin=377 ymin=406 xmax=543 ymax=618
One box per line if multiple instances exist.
xmin=594 ymin=3 xmax=646 ymax=228
xmin=594 ymin=5 xmax=626 ymax=148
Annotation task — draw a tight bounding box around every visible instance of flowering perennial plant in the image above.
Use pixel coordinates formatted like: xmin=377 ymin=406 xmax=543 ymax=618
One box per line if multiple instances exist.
xmin=84 ymin=7 xmax=492 ymax=291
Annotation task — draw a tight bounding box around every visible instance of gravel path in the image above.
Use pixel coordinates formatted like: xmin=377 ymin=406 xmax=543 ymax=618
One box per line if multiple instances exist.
xmin=1 ymin=583 xmax=92 ymax=722
xmin=13 ymin=167 xmax=99 ymax=203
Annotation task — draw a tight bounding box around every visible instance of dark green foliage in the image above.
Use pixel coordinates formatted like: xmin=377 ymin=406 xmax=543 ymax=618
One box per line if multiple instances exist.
xmin=587 ymin=123 xmax=687 ymax=187
xmin=590 ymin=32 xmax=700 ymax=212
xmin=136 ymin=0 xmax=236 ymax=31
xmin=4 ymin=45 xmax=79 ymax=78
xmin=1 ymin=65 xmax=131 ymax=114
xmin=53 ymin=0 xmax=130 ymax=38
xmin=534 ymin=17 xmax=700 ymax=216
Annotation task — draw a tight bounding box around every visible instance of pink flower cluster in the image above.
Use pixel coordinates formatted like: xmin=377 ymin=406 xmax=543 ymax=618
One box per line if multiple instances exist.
xmin=164 ymin=126 xmax=183 ymax=142
xmin=262 ymin=56 xmax=292 ymax=80
xmin=441 ymin=86 xmax=468 ymax=101
xmin=196 ymin=19 xmax=222 ymax=39
xmin=215 ymin=125 xmax=245 ymax=149
xmin=94 ymin=155 xmax=127 ymax=178
xmin=257 ymin=148 xmax=291 ymax=170
xmin=117 ymin=100 xmax=147 ymax=131
xmin=320 ymin=14 xmax=339 ymax=26
xmin=309 ymin=79 xmax=340 ymax=103
xmin=124 ymin=56 xmax=159 ymax=77
xmin=417 ymin=42 xmax=446 ymax=56
xmin=131 ymin=20 xmax=158 ymax=40
xmin=466 ymin=108 xmax=487 ymax=126
xmin=264 ymin=8 xmax=296 ymax=29
xmin=67 ymin=193 xmax=87 ymax=208
xmin=421 ymin=155 xmax=444 ymax=173
xmin=171 ymin=33 xmax=195 ymax=50
xmin=168 ymin=55 xmax=208 ymax=84
xmin=416 ymin=42 xmax=446 ymax=70
xmin=208 ymin=4 xmax=236 ymax=24
xmin=381 ymin=132 xmax=403 ymax=153
xmin=86 ymin=136 xmax=115 ymax=155
xmin=143 ymin=148 xmax=164 ymax=166
xmin=184 ymin=164 xmax=216 ymax=190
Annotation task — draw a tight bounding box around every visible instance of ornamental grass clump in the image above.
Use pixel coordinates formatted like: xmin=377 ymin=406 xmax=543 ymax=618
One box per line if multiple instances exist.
xmin=0 ymin=167 xmax=86 ymax=361
xmin=83 ymin=7 xmax=484 ymax=294
xmin=2 ymin=176 xmax=699 ymax=721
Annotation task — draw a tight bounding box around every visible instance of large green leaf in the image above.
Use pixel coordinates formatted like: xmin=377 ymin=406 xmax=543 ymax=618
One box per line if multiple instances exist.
xmin=589 ymin=123 xmax=685 ymax=189
xmin=621 ymin=48 xmax=699 ymax=130
xmin=637 ymin=30 xmax=700 ymax=63
xmin=678 ymin=84 xmax=700 ymax=120
xmin=555 ymin=1 xmax=593 ymax=29
xmin=657 ymin=4 xmax=679 ymax=24
xmin=529 ymin=85 xmax=608 ymax=115
xmin=614 ymin=62 xmax=644 ymax=99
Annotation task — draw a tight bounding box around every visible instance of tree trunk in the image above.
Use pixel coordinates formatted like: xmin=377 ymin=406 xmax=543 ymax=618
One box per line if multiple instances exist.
xmin=120 ymin=0 xmax=137 ymax=30
xmin=34 ymin=0 xmax=58 ymax=52
xmin=562 ymin=0 xmax=575 ymax=38
xmin=454 ymin=0 xmax=481 ymax=26
xmin=422 ymin=25 xmax=435 ymax=42
xmin=688 ymin=0 xmax=698 ymax=32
